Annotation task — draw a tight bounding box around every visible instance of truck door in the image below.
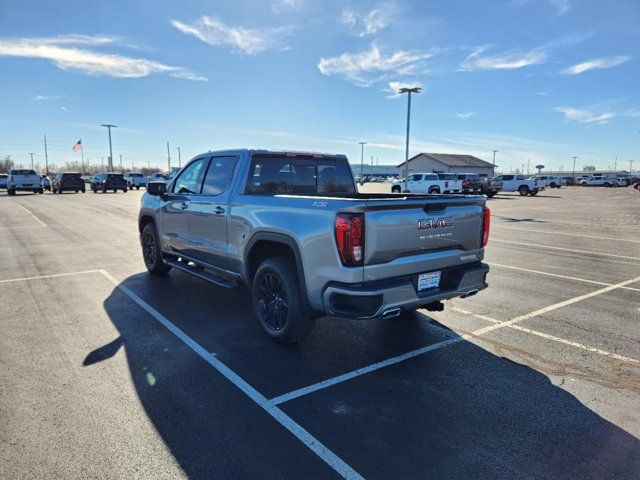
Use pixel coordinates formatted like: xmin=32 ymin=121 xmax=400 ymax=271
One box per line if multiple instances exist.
xmin=157 ymin=158 xmax=207 ymax=255
xmin=186 ymin=155 xmax=239 ymax=269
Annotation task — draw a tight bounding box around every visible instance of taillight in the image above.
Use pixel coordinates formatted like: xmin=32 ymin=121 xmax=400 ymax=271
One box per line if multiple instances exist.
xmin=335 ymin=213 xmax=364 ymax=267
xmin=534 ymin=180 xmax=538 ymax=187
xmin=488 ymin=180 xmax=492 ymax=187
xmin=462 ymin=180 xmax=469 ymax=188
xmin=481 ymin=207 xmax=491 ymax=247
xmin=445 ymin=181 xmax=449 ymax=188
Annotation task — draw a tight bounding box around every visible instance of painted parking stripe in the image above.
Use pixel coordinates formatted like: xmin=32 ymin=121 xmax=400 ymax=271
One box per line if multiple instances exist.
xmin=0 ymin=269 xmax=101 ymax=284
xmin=18 ymin=204 xmax=47 ymax=227
xmin=269 ymin=274 xmax=640 ymax=406
xmin=491 ymin=239 xmax=640 ymax=262
xmin=451 ymin=307 xmax=640 ymax=366
xmin=98 ymin=270 xmax=364 ymax=480
xmin=495 ymin=226 xmax=640 ymax=244
xmin=488 ymin=262 xmax=640 ymax=293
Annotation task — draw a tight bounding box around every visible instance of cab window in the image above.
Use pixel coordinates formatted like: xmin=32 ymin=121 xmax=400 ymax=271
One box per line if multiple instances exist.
xmin=172 ymin=158 xmax=206 ymax=194
xmin=202 ymin=156 xmax=238 ymax=196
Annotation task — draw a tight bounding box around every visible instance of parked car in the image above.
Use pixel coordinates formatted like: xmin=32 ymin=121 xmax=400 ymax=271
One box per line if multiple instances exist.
xmin=90 ymin=173 xmax=128 ymax=193
xmin=391 ymin=173 xmax=461 ymax=194
xmin=124 ymin=172 xmax=147 ymax=189
xmin=51 ymin=172 xmax=85 ymax=194
xmin=0 ymin=173 xmax=7 ymax=190
xmin=532 ymin=175 xmax=564 ymax=188
xmin=580 ymin=176 xmax=617 ymax=187
xmin=456 ymin=173 xmax=486 ymax=194
xmin=40 ymin=175 xmax=51 ymax=191
xmin=7 ymin=169 xmax=43 ymax=195
xmin=139 ymin=149 xmax=490 ymax=343
xmin=490 ymin=174 xmax=543 ymax=196
xmin=480 ymin=178 xmax=501 ymax=197
xmin=148 ymin=172 xmax=168 ymax=183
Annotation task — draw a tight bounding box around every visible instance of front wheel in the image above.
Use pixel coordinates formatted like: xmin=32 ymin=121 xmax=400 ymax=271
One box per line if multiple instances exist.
xmin=486 ymin=191 xmax=496 ymax=198
xmin=136 ymin=186 xmax=140 ymax=190
xmin=141 ymin=223 xmax=171 ymax=275
xmin=123 ymin=188 xmax=128 ymax=193
xmin=518 ymin=186 xmax=529 ymax=196
xmin=252 ymin=257 xmax=315 ymax=344
xmin=428 ymin=186 xmax=440 ymax=194
xmin=391 ymin=186 xmax=401 ymax=193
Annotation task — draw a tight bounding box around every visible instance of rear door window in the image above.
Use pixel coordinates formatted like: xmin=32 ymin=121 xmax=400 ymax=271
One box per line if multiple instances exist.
xmin=202 ymin=156 xmax=238 ymax=196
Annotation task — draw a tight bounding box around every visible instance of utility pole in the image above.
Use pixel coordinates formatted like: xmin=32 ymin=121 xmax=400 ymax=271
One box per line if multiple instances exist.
xmin=572 ymin=156 xmax=578 ymax=180
xmin=614 ymin=156 xmax=617 ymax=171
xmin=28 ymin=153 xmax=35 ymax=169
xmin=630 ymin=160 xmax=635 ymax=173
xmin=358 ymin=141 xmax=367 ymax=183
xmin=398 ymin=86 xmax=421 ymax=191
xmin=101 ymin=157 xmax=104 ymax=171
xmin=492 ymin=149 xmax=498 ymax=166
xmin=166 ymin=141 xmax=171 ymax=172
xmin=80 ymin=138 xmax=85 ymax=174
xmin=371 ymin=155 xmax=374 ymax=176
xmin=177 ymin=147 xmax=182 ymax=167
xmin=43 ymin=135 xmax=49 ymax=175
xmin=119 ymin=154 xmax=123 ymax=172
xmin=101 ymin=124 xmax=117 ymax=172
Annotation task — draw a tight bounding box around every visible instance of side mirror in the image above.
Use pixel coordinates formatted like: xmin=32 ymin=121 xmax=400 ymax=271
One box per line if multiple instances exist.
xmin=147 ymin=181 xmax=166 ymax=197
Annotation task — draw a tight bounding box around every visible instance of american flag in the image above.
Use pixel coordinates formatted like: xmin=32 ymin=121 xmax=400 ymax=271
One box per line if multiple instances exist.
xmin=72 ymin=139 xmax=82 ymax=152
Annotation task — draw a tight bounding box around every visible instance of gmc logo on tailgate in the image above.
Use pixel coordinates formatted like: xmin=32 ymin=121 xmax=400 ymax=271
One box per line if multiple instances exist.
xmin=418 ymin=217 xmax=454 ymax=230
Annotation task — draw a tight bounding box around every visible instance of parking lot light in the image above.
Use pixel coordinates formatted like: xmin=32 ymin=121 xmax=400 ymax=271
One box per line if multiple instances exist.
xmin=398 ymin=86 xmax=421 ymax=191
xmin=101 ymin=124 xmax=117 ymax=172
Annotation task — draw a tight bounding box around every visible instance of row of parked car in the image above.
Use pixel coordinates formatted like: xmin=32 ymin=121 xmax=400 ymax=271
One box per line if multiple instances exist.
xmin=0 ymin=168 xmax=183 ymax=195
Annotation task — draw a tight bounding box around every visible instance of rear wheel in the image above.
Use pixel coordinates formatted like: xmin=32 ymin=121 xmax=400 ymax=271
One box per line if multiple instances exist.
xmin=428 ymin=186 xmax=440 ymax=194
xmin=141 ymin=223 xmax=171 ymax=275
xmin=81 ymin=187 xmax=85 ymax=193
xmin=136 ymin=186 xmax=140 ymax=190
xmin=8 ymin=189 xmax=15 ymax=196
xmin=529 ymin=189 xmax=538 ymax=196
xmin=518 ymin=186 xmax=529 ymax=196
xmin=102 ymin=187 xmax=107 ymax=193
xmin=252 ymin=257 xmax=315 ymax=344
xmin=486 ymin=191 xmax=496 ymax=198
xmin=38 ymin=188 xmax=43 ymax=194
xmin=391 ymin=186 xmax=401 ymax=193
xmin=123 ymin=187 xmax=128 ymax=193
xmin=604 ymin=182 xmax=611 ymax=187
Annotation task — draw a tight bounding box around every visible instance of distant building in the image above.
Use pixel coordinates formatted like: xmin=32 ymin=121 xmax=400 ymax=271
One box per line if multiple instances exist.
xmin=351 ymin=164 xmax=401 ymax=179
xmin=397 ymin=153 xmax=495 ymax=177
xmin=542 ymin=169 xmax=630 ymax=179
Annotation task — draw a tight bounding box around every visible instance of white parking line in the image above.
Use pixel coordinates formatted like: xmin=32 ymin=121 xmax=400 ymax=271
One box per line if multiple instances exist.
xmin=98 ymin=270 xmax=364 ymax=480
xmin=450 ymin=307 xmax=640 ymax=366
xmin=492 ymin=239 xmax=640 ymax=262
xmin=17 ymin=204 xmax=47 ymax=227
xmin=495 ymin=226 xmax=640 ymax=244
xmin=488 ymin=263 xmax=640 ymax=293
xmin=0 ymin=269 xmax=101 ymax=284
xmin=269 ymin=274 xmax=640 ymax=405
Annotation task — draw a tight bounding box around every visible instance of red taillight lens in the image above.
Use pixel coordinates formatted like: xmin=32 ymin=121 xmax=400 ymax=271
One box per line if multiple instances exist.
xmin=445 ymin=181 xmax=449 ymax=188
xmin=335 ymin=213 xmax=364 ymax=267
xmin=462 ymin=180 xmax=469 ymax=188
xmin=481 ymin=207 xmax=491 ymax=247
xmin=488 ymin=180 xmax=492 ymax=187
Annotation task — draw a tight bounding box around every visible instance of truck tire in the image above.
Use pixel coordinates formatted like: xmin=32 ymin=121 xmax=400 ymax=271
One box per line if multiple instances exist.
xmin=486 ymin=191 xmax=496 ymax=198
xmin=391 ymin=186 xmax=401 ymax=193
xmin=252 ymin=256 xmax=315 ymax=344
xmin=518 ymin=186 xmax=529 ymax=196
xmin=529 ymin=189 xmax=538 ymax=196
xmin=8 ymin=189 xmax=15 ymax=196
xmin=123 ymin=187 xmax=128 ymax=193
xmin=428 ymin=186 xmax=440 ymax=194
xmin=603 ymin=182 xmax=611 ymax=187
xmin=141 ymin=223 xmax=172 ymax=275
xmin=136 ymin=186 xmax=140 ymax=190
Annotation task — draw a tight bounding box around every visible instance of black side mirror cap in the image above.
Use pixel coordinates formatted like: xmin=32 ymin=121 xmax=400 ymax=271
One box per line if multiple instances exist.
xmin=147 ymin=181 xmax=166 ymax=196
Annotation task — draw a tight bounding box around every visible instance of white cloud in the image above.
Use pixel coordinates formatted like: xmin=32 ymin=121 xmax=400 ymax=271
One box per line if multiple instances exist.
xmin=555 ymin=106 xmax=615 ymax=124
xmin=548 ymin=0 xmax=571 ymax=16
xmin=460 ymin=46 xmax=547 ymax=71
xmin=561 ymin=55 xmax=630 ymax=75
xmin=33 ymin=94 xmax=66 ymax=101
xmin=0 ymin=35 xmax=206 ymax=80
xmin=318 ymin=44 xmax=432 ymax=87
xmin=171 ymin=16 xmax=290 ymax=55
xmin=455 ymin=111 xmax=476 ymax=119
xmin=384 ymin=81 xmax=423 ymax=98
xmin=340 ymin=3 xmax=396 ymax=37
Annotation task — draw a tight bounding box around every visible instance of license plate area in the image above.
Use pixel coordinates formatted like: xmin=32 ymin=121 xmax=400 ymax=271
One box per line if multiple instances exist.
xmin=417 ymin=271 xmax=441 ymax=291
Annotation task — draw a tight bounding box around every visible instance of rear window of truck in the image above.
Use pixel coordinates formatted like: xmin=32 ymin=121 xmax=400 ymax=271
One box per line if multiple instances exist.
xmin=10 ymin=170 xmax=37 ymax=176
xmin=245 ymin=155 xmax=356 ymax=195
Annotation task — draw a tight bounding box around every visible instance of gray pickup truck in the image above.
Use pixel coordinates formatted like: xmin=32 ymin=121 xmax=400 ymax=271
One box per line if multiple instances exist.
xmin=139 ymin=149 xmax=490 ymax=343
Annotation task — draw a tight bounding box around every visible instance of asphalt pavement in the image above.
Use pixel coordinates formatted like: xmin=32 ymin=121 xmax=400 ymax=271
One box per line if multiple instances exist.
xmin=0 ymin=185 xmax=638 ymax=479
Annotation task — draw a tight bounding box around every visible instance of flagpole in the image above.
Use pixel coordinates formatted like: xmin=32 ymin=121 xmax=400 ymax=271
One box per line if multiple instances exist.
xmin=80 ymin=139 xmax=85 ymax=174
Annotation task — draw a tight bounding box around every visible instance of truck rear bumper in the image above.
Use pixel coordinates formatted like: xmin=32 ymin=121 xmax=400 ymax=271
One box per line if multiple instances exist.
xmin=322 ymin=262 xmax=489 ymax=319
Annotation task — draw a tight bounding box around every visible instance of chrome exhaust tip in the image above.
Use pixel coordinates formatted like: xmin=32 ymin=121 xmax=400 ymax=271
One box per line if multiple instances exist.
xmin=381 ymin=307 xmax=402 ymax=319
xmin=461 ymin=289 xmax=479 ymax=298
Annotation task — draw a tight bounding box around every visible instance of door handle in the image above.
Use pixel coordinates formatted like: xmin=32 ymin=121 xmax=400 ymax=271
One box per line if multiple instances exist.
xmin=179 ymin=202 xmax=189 ymax=210
xmin=214 ymin=206 xmax=225 ymax=214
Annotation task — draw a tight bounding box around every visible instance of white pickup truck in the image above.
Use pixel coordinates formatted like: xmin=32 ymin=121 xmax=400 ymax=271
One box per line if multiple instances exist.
xmin=580 ymin=176 xmax=619 ymax=187
xmin=391 ymin=173 xmax=462 ymax=194
xmin=491 ymin=174 xmax=543 ymax=196
xmin=7 ymin=169 xmax=43 ymax=195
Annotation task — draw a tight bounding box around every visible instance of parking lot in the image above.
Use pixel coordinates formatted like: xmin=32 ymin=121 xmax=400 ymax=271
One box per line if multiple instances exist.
xmin=1 ymin=185 xmax=639 ymax=479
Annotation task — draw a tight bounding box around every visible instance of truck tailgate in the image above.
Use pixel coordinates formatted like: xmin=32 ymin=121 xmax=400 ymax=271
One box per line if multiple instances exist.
xmin=364 ymin=195 xmax=485 ymax=281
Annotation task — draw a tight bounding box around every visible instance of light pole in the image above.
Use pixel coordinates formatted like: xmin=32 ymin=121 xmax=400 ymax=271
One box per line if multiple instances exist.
xmin=358 ymin=141 xmax=367 ymax=183
xmin=101 ymin=124 xmax=117 ymax=172
xmin=177 ymin=147 xmax=182 ymax=167
xmin=43 ymin=135 xmax=49 ymax=176
xmin=630 ymin=160 xmax=635 ymax=173
xmin=166 ymin=142 xmax=171 ymax=172
xmin=572 ymin=156 xmax=578 ymax=181
xmin=492 ymin=149 xmax=498 ymax=166
xmin=28 ymin=153 xmax=35 ymax=169
xmin=398 ymin=86 xmax=421 ymax=191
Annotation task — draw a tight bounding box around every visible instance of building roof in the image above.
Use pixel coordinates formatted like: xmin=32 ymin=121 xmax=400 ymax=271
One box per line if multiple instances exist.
xmin=397 ymin=153 xmax=495 ymax=169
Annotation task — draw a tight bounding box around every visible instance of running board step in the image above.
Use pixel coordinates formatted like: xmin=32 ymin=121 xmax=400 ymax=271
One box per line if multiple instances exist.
xmin=164 ymin=258 xmax=240 ymax=289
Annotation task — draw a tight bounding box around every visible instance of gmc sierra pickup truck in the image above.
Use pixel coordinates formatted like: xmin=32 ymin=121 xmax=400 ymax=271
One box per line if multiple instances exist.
xmin=139 ymin=149 xmax=490 ymax=343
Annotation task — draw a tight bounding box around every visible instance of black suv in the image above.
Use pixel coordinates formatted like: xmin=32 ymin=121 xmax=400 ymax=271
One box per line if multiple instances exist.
xmin=52 ymin=173 xmax=85 ymax=194
xmin=90 ymin=173 xmax=128 ymax=193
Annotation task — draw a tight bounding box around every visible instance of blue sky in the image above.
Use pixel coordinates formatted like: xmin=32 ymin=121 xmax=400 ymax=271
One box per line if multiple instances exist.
xmin=0 ymin=0 xmax=638 ymax=172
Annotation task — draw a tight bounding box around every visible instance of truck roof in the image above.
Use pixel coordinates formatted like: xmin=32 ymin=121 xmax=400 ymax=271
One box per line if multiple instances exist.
xmin=192 ymin=149 xmax=348 ymax=160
